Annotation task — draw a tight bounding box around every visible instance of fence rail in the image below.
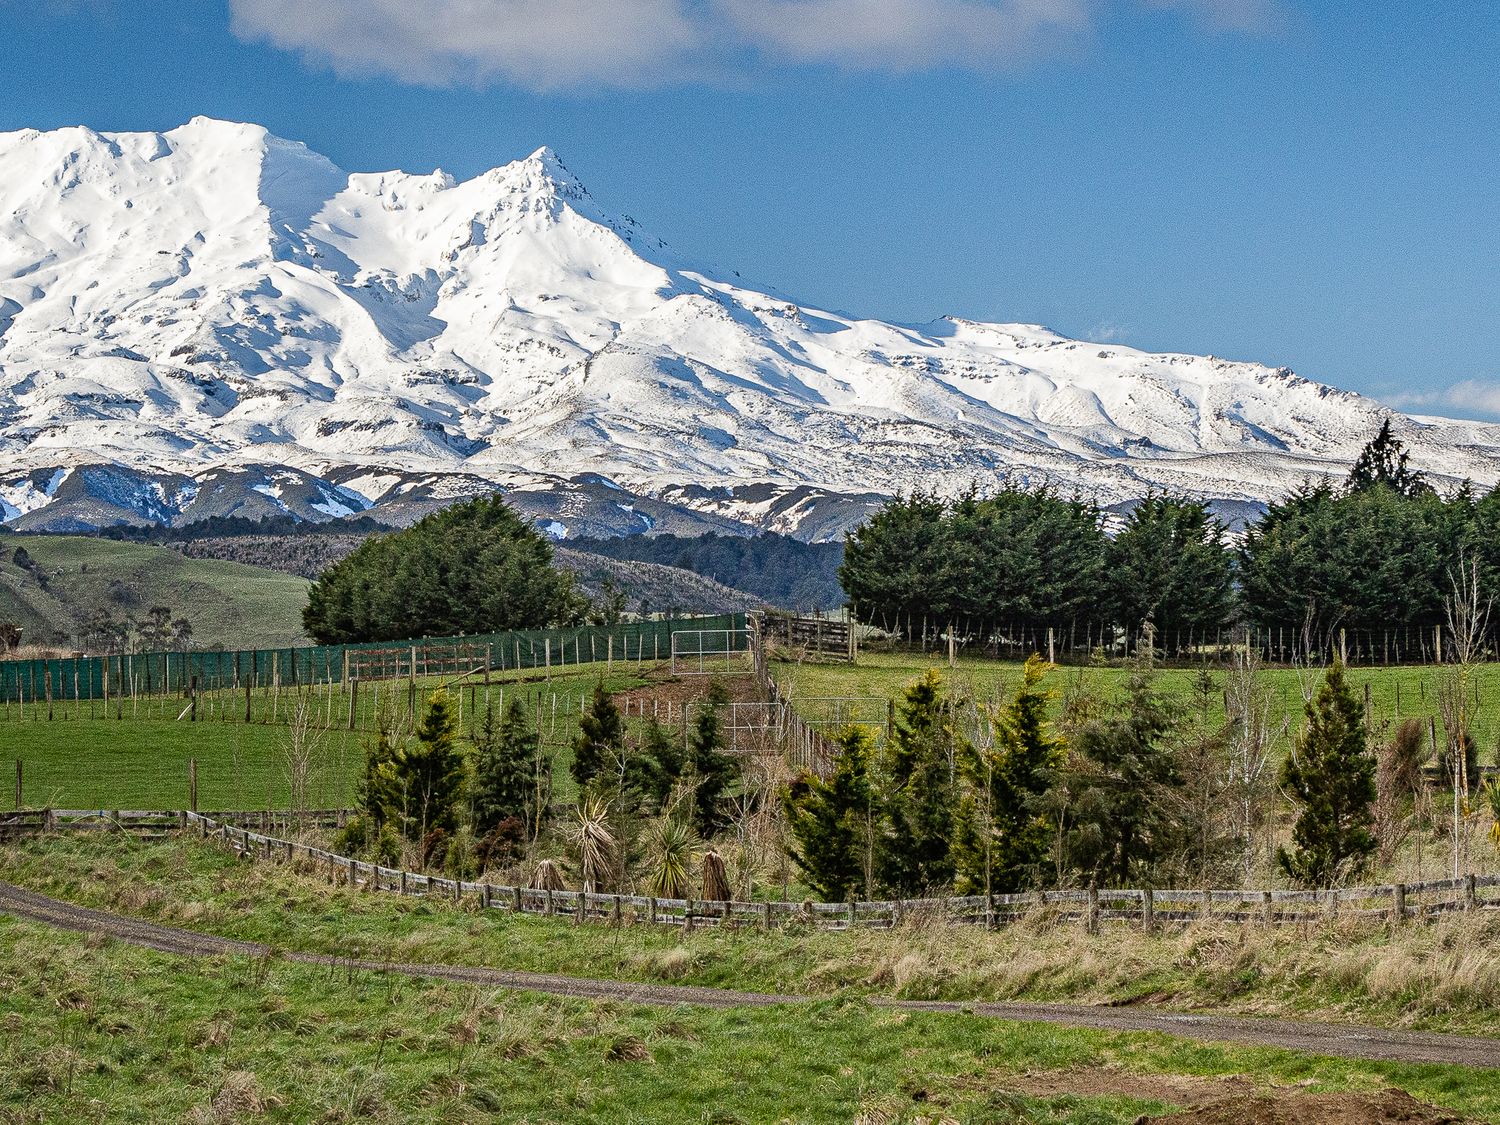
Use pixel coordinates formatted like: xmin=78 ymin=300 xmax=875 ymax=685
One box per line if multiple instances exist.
xmin=28 ymin=811 xmax=1459 ymax=932
xmin=0 ymin=614 xmax=748 ymax=705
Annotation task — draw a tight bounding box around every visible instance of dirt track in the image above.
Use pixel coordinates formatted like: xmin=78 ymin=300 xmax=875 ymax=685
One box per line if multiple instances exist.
xmin=2 ymin=879 xmax=1496 ymax=1070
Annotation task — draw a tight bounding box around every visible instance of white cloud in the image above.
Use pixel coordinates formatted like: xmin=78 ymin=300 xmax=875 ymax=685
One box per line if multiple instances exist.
xmin=712 ymin=0 xmax=1089 ymax=71
xmin=228 ymin=0 xmax=703 ymax=90
xmin=1386 ymin=380 xmax=1500 ymax=421
xmin=228 ymin=0 xmax=1282 ymax=91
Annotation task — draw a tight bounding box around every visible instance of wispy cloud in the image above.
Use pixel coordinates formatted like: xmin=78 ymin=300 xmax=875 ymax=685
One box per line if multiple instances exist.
xmin=228 ymin=0 xmax=1281 ymax=91
xmin=1386 ymin=380 xmax=1500 ymax=422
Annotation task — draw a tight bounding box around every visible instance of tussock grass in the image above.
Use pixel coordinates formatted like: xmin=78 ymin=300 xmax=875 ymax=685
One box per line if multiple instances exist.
xmin=6 ymin=833 xmax=1500 ymax=1039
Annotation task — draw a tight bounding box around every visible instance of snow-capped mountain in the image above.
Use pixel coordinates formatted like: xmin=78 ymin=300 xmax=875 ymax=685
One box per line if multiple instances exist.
xmin=3 ymin=116 xmax=1498 ymax=539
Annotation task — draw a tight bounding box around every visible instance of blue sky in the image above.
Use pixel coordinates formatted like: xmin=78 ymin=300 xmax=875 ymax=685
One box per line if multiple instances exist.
xmin=2 ymin=1 xmax=1497 ymax=415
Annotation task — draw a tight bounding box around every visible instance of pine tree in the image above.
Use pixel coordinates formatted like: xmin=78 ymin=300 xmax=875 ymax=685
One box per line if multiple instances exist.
xmin=1058 ymin=654 xmax=1185 ymax=887
xmin=391 ymin=690 xmax=467 ymax=841
xmin=685 ymin=680 xmax=738 ymax=837
xmin=472 ymin=698 xmax=536 ymax=835
xmin=876 ymin=671 xmax=959 ymax=896
xmin=955 ymin=655 xmax=1064 ymax=894
xmin=355 ymin=727 xmax=401 ymax=830
xmin=571 ymin=681 xmax=624 ymax=790
xmin=625 ymin=718 xmax=687 ymax=809
xmin=781 ymin=726 xmax=876 ymax=901
xmin=1278 ymin=659 xmax=1377 ymax=886
xmin=1347 ymin=418 xmax=1430 ymax=497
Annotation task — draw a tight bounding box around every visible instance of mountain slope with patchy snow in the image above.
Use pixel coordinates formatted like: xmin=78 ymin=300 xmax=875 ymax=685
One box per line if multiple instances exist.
xmin=2 ymin=117 xmax=1498 ymax=539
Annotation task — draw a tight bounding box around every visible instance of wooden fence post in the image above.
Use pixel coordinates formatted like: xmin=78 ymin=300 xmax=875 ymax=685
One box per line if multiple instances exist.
xmin=1086 ymin=885 xmax=1099 ymax=935
xmin=1261 ymin=890 xmax=1274 ymax=926
xmin=1393 ymin=883 xmax=1406 ymax=926
xmin=512 ymin=885 xmax=523 ymax=913
xmin=1465 ymin=874 xmax=1477 ymax=911
xmin=1142 ymin=888 xmax=1155 ymax=934
xmin=13 ymin=760 xmax=20 ymax=810
xmin=348 ymin=677 xmax=359 ymax=731
xmin=188 ymin=758 xmax=198 ymax=813
xmin=1200 ymin=889 xmax=1211 ymax=922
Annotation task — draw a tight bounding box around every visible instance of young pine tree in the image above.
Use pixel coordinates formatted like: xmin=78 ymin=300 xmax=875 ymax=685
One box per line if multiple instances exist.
xmin=686 ymin=680 xmax=738 ymax=837
xmin=392 ymin=690 xmax=467 ymax=841
xmin=781 ymin=726 xmax=876 ymax=901
xmin=877 ymin=671 xmax=959 ymax=896
xmin=954 ymin=655 xmax=1064 ymax=895
xmin=471 ymin=698 xmax=537 ymax=835
xmin=571 ymin=681 xmax=624 ymax=790
xmin=1278 ymin=659 xmax=1377 ymax=886
xmin=625 ymin=718 xmax=687 ymax=810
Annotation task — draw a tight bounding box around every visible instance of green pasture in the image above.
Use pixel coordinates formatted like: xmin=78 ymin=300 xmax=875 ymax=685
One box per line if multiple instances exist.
xmin=775 ymin=652 xmax=1500 ymax=762
xmin=0 ymin=663 xmax=653 ymax=810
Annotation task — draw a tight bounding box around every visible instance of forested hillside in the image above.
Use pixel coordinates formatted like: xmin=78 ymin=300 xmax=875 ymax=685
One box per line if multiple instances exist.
xmin=570 ymin=533 xmax=844 ymax=609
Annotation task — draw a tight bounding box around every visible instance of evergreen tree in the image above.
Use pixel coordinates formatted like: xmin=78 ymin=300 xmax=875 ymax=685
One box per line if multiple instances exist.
xmin=1057 ymin=655 xmax=1185 ymax=887
xmin=685 ymin=680 xmax=738 ymax=837
xmin=391 ymin=691 xmax=467 ymax=840
xmin=1105 ymin=495 xmax=1234 ymax=651
xmin=781 ymin=726 xmax=876 ymax=901
xmin=1348 ymin=418 xmax=1430 ymax=497
xmin=625 ymin=718 xmax=687 ymax=809
xmin=1277 ymin=659 xmax=1377 ymax=886
xmin=471 ymin=698 xmax=537 ymax=834
xmin=355 ymin=727 xmax=402 ymax=831
xmin=303 ymin=494 xmax=588 ymax=643
xmin=876 ymin=671 xmax=959 ymax=896
xmin=571 ymin=681 xmax=624 ymax=790
xmin=955 ymin=656 xmax=1065 ymax=894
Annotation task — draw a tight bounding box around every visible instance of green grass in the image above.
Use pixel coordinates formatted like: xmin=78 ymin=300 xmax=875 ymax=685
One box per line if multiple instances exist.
xmin=9 ymin=916 xmax=1497 ymax=1124
xmin=0 ymin=533 xmax=312 ymax=650
xmin=776 ymin=651 xmax=1500 ymax=760
xmin=5 ymin=834 xmax=1500 ymax=1040
xmin=1 ymin=665 xmax=653 ymax=809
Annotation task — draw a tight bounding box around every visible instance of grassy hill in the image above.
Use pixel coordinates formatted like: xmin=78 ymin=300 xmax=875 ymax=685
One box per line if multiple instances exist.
xmin=0 ymin=534 xmax=310 ymax=651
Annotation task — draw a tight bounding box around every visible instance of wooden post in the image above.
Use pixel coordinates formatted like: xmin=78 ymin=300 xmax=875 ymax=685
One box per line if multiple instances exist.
xmin=13 ymin=759 xmax=20 ymax=810
xmin=244 ymin=671 xmax=252 ymax=723
xmin=1142 ymin=888 xmax=1155 ymax=934
xmin=1393 ymin=883 xmax=1406 ymax=925
xmin=1200 ymin=889 xmax=1211 ymax=921
xmin=1262 ymin=890 xmax=1274 ymax=926
xmin=44 ymin=665 xmax=52 ymax=722
xmin=399 ymin=870 xmax=407 ymax=896
xmin=348 ymin=677 xmax=358 ymax=730
xmin=612 ymin=895 xmax=622 ymax=926
xmin=190 ymin=674 xmax=198 ymax=722
xmin=647 ymin=896 xmax=656 ymax=924
xmin=512 ymin=885 xmax=523 ymax=913
xmin=1047 ymin=626 xmax=1055 ymax=664
xmin=846 ymin=900 xmax=856 ymax=930
xmin=188 ymin=758 xmax=198 ymax=813
xmin=763 ymin=900 xmax=773 ymax=930
xmin=1086 ymin=885 xmax=1099 ymax=934
xmin=574 ymin=891 xmax=584 ymax=924
xmin=1465 ymin=874 xmax=1477 ymax=911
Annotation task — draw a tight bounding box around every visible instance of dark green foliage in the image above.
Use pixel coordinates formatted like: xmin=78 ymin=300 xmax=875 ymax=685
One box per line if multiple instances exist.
xmin=1278 ymin=660 xmax=1378 ymax=885
xmin=876 ymin=671 xmax=960 ymax=896
xmin=1238 ymin=481 xmax=1457 ymax=636
xmin=1055 ymin=657 xmax=1186 ymax=887
xmin=302 ymin=495 xmax=586 ymax=643
xmin=354 ymin=728 xmax=401 ymax=831
xmin=954 ymin=656 xmax=1064 ymax=894
xmin=391 ymin=691 xmax=467 ymax=841
xmin=842 ymin=487 xmax=1107 ymax=636
xmin=571 ymin=681 xmax=624 ymax=790
xmin=781 ymin=726 xmax=876 ymax=901
xmin=1348 ymin=419 xmax=1431 ymax=497
xmin=625 ymin=719 xmax=688 ymax=810
xmin=1105 ymin=496 xmax=1235 ymax=649
xmin=471 ymin=699 xmax=537 ymax=835
xmin=572 ymin=532 xmax=845 ymax=611
xmin=685 ymin=681 xmax=738 ymax=837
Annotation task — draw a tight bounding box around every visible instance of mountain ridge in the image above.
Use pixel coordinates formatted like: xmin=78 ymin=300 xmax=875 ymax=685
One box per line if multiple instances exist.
xmin=3 ymin=116 xmax=1499 ymax=540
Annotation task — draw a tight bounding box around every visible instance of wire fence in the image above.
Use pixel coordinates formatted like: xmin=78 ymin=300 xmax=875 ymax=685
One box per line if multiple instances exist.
xmin=0 ymin=614 xmax=748 ymax=705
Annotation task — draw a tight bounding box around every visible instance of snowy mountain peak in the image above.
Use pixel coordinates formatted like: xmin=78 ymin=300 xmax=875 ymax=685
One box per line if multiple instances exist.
xmin=2 ymin=119 xmax=1500 ymax=539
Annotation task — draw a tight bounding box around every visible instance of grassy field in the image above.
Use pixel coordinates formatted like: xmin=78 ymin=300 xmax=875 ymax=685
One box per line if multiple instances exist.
xmin=5 ymin=834 xmax=1500 ymax=1039
xmin=0 ymin=534 xmax=311 ymax=650
xmin=1 ymin=664 xmax=654 ymax=809
xmin=775 ymin=651 xmax=1500 ymax=763
xmin=3 ymin=836 xmax=1499 ymax=1122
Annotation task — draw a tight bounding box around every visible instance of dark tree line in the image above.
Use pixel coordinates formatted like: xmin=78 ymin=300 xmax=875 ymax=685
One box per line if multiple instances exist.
xmin=304 ymin=496 xmax=587 ymax=643
xmin=839 ymin=487 xmax=1233 ymax=650
xmin=842 ymin=423 xmax=1500 ymax=652
xmin=571 ymin=532 xmax=845 ymax=611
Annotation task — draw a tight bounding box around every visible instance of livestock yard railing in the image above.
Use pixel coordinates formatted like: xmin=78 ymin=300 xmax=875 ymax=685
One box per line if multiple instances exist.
xmin=0 ymin=614 xmax=748 ymax=705
xmin=11 ymin=809 xmax=1478 ymax=932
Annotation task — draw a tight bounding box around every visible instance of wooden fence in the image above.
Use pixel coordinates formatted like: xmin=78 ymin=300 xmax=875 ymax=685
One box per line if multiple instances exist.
xmin=0 ymin=808 xmax=347 ymax=842
xmin=179 ymin=812 xmax=1499 ymax=932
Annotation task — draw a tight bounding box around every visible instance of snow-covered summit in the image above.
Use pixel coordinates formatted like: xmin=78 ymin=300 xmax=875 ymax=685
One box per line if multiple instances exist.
xmin=2 ymin=118 xmax=1498 ymax=537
